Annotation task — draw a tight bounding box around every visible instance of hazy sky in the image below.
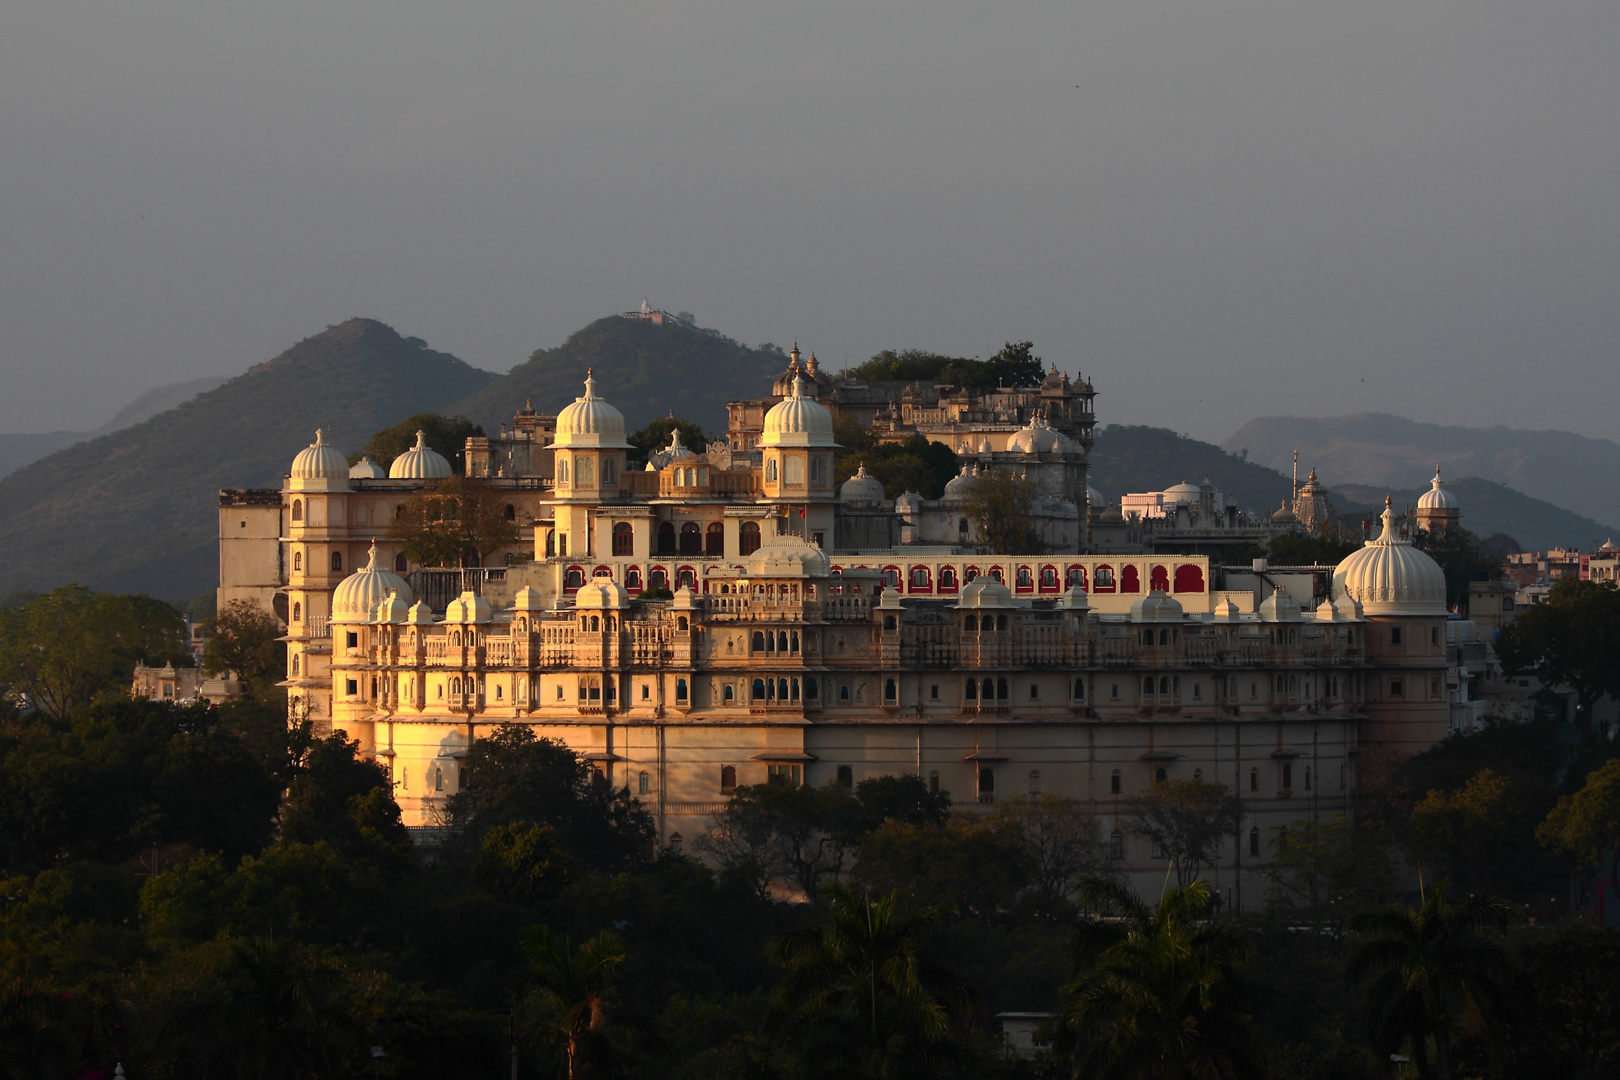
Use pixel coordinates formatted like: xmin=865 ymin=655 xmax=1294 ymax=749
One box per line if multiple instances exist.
xmin=2 ymin=2 xmax=1617 ymax=443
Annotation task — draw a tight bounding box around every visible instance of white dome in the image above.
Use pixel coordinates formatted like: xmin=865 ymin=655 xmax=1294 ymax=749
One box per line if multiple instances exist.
xmin=1162 ymin=481 xmax=1201 ymax=504
xmin=1332 ymin=500 xmax=1448 ymax=615
xmin=575 ymin=579 xmax=630 ymax=609
xmin=746 ymin=533 xmax=832 ymax=577
xmin=291 ymin=430 xmax=350 ymax=481
xmin=444 ymin=590 xmax=494 ymax=624
xmin=1258 ymin=589 xmax=1304 ymax=622
xmin=349 ymin=456 xmax=386 ymax=479
xmin=760 ymin=376 xmax=836 ymax=448
xmin=331 ymin=543 xmax=415 ymax=624
xmin=372 ymin=588 xmax=410 ymax=624
xmin=1086 ymin=485 xmax=1103 ymax=508
xmin=958 ymin=578 xmax=1013 ymax=608
xmin=840 ymin=465 xmax=886 ymax=506
xmin=895 ymin=491 xmax=923 ymax=514
xmin=555 ymin=370 xmax=631 ymax=449
xmin=1129 ymin=590 xmax=1184 ymax=623
xmin=942 ymin=466 xmax=975 ymax=500
xmin=389 ymin=430 xmax=453 ymax=479
xmin=1417 ymin=467 xmax=1459 ymax=510
xmin=1006 ymin=416 xmax=1076 ymax=454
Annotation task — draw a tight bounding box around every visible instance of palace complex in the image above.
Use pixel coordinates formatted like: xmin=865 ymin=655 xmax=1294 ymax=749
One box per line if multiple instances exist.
xmin=219 ymin=349 xmax=1461 ymax=902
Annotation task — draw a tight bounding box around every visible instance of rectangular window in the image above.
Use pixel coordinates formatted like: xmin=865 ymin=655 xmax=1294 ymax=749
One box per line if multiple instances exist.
xmin=345 ymin=679 xmax=358 ymax=696
xmin=1029 ymin=684 xmax=1039 ymax=700
xmin=1390 ymin=678 xmax=1404 ymax=698
xmin=1390 ymin=627 xmax=1403 ymax=645
xmin=346 ymin=631 xmax=358 ymax=648
xmin=1431 ymin=626 xmax=1440 ymax=646
xmin=930 ymin=684 xmax=939 ymax=699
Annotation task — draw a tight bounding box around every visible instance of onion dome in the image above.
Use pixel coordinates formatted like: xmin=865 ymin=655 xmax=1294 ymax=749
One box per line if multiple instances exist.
xmin=575 ymin=579 xmax=630 ymax=609
xmin=1417 ymin=466 xmax=1459 ymax=510
xmin=979 ymin=436 xmax=993 ymax=455
xmin=389 ymin=430 xmax=452 ymax=479
xmin=1271 ymin=500 xmax=1298 ymax=524
xmin=291 ymin=430 xmax=350 ymax=481
xmin=513 ymin=585 xmax=543 ymax=611
xmin=958 ymin=578 xmax=1014 ymax=608
xmin=942 ymin=466 xmax=975 ymax=501
xmin=840 ymin=466 xmax=886 ymax=506
xmin=1086 ymin=485 xmax=1104 ymax=508
xmin=1211 ymin=598 xmax=1242 ymax=622
xmin=1331 ymin=499 xmax=1448 ymax=615
xmin=555 ymin=370 xmax=631 ymax=449
xmin=373 ymin=589 xmax=410 ymax=624
xmin=746 ymin=533 xmax=832 ymax=577
xmin=444 ymin=590 xmax=494 ymax=623
xmin=649 ymin=428 xmax=696 ymax=469
xmin=1258 ymin=588 xmax=1304 ymax=622
xmin=1162 ymin=480 xmax=1201 ymax=505
xmin=1058 ymin=583 xmax=1090 ymax=610
xmin=761 ymin=376 xmax=836 ymax=448
xmin=1129 ymin=590 xmax=1184 ymax=622
xmin=349 ymin=455 xmax=387 ymax=479
xmin=331 ymin=543 xmax=415 ymax=623
xmin=1314 ymin=597 xmax=1353 ymax=622
xmin=1006 ymin=416 xmax=1077 ymax=454
xmin=895 ymin=491 xmax=923 ymax=515
xmin=406 ymin=599 xmax=435 ymax=625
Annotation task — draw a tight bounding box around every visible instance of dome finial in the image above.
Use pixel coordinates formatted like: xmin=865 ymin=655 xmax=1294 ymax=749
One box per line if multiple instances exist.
xmin=366 ymin=539 xmax=379 ymax=570
xmin=583 ymin=368 xmax=597 ymax=398
xmin=414 ymin=429 xmax=427 ymax=449
xmin=314 ymin=429 xmax=325 ymax=445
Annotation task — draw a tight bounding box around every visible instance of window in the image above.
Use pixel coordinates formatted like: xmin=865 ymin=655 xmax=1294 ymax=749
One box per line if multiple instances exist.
xmin=1155 ymin=767 xmax=1168 ymax=783
xmin=1094 ymin=565 xmax=1115 ymax=591
xmin=1151 ymin=837 xmax=1164 ymax=859
xmin=331 ymin=551 xmax=343 ymax=572
xmin=675 ymin=678 xmax=688 ymax=702
xmin=395 ymin=553 xmax=408 ymax=572
xmin=291 ymin=499 xmax=304 ymax=522
xmin=650 ymin=568 xmax=667 ymax=589
xmin=639 ymin=771 xmax=650 ymax=795
xmin=680 ymin=522 xmax=702 ymax=555
xmin=557 ymin=458 xmax=569 ymax=484
xmin=293 ymin=551 xmax=302 ymax=571
xmin=837 ymin=765 xmax=853 ymax=788
xmin=706 ymin=522 xmax=724 ymax=556
xmin=977 ymin=767 xmax=995 ymax=803
xmin=1250 ymin=767 xmax=1258 ymax=792
xmin=612 ymin=522 xmax=634 ymax=556
xmin=345 ymin=679 xmax=358 ymax=696
xmin=576 ymin=458 xmax=593 ymax=485
xmin=910 ymin=566 xmax=931 ymax=589
xmin=1304 ymin=766 xmax=1312 ymax=791
xmin=740 ymin=521 xmax=761 ymax=556
xmin=1028 ymin=770 xmax=1040 ymax=794
xmin=965 ymin=679 xmax=977 ymax=700
xmin=565 ymin=568 xmax=584 ymax=589
xmin=930 ymin=684 xmax=939 ymax=699
xmin=1111 ymin=770 xmax=1121 ymax=794
xmin=785 ymin=456 xmax=803 ymax=484
xmin=434 ymin=767 xmax=444 ymax=792
xmin=1073 ymin=678 xmax=1085 ymax=699
xmin=1029 ymin=684 xmax=1039 ymax=700
xmin=1017 ymin=567 xmax=1032 ymax=588
xmin=291 ymin=655 xmax=300 ymax=675
xmin=1109 ymin=830 xmax=1124 ymax=860
xmin=1390 ymin=678 xmax=1404 ymax=698
xmin=346 ymin=631 xmax=358 ymax=648
xmin=1040 ymin=566 xmax=1058 ymax=589
xmin=504 ymin=504 xmax=516 ymax=521
xmin=929 ymin=770 xmax=940 ymax=794
xmin=768 ymin=764 xmax=802 ymax=786
xmin=765 ymin=459 xmax=778 ymax=483
xmin=625 ymin=568 xmax=642 ymax=590
xmin=884 ymin=678 xmax=897 ymax=702
xmin=657 ymin=522 xmax=676 ymax=555
xmin=1282 ymin=763 xmax=1293 ymax=789
xmin=1193 ymin=768 xmax=1203 ymax=781
xmin=1390 ymin=627 xmax=1403 ymax=645
xmin=1250 ymin=828 xmax=1260 ymax=857
xmin=996 ymin=678 xmax=1008 ymax=701
xmin=720 ymin=765 xmax=737 ymax=794
xmin=811 ymin=455 xmax=826 ymax=483
xmin=940 ymin=567 xmax=957 ymax=589
xmin=1431 ymin=625 xmax=1440 ymax=646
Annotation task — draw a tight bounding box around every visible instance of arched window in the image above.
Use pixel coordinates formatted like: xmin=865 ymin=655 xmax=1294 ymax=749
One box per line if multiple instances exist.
xmin=837 ymin=765 xmax=853 ymax=789
xmin=331 ymin=551 xmax=343 ymax=572
xmin=1110 ymin=769 xmax=1121 ymax=794
xmin=706 ymin=522 xmax=724 ymax=556
xmin=395 ymin=553 xmax=408 ymax=572
xmin=1155 ymin=767 xmax=1168 ymax=783
xmin=909 ymin=566 xmax=931 ymax=589
xmin=649 ymin=568 xmax=667 ymax=589
xmin=557 ymin=458 xmax=569 ymax=485
xmin=1073 ymin=677 xmax=1085 ymax=699
xmin=612 ymin=522 xmax=634 ymax=556
xmin=677 ymin=615 xmax=689 ymax=631
xmin=293 ymin=551 xmax=302 ymax=571
xmin=1282 ymin=762 xmax=1294 ymax=789
xmin=720 ymin=765 xmax=737 ymax=794
xmin=1173 ymin=564 xmax=1205 ymax=593
xmin=752 ymin=678 xmax=766 ymax=701
xmin=965 ymin=679 xmax=977 ymax=700
xmin=996 ymin=677 xmax=1008 ymax=701
xmin=929 ymin=770 xmax=940 ymax=793
xmin=565 ymin=567 xmax=584 ymax=589
xmin=1040 ymin=565 xmax=1058 ymax=589
xmin=675 ymin=678 xmax=688 ymax=702
xmin=292 ymin=602 xmax=301 ymax=621
xmin=739 ymin=521 xmax=761 ymax=556
xmin=978 ymin=767 xmax=995 ymax=801
xmin=291 ymin=499 xmax=303 ymax=522
xmin=638 ymin=771 xmax=650 ymax=795
xmin=576 ymin=457 xmax=593 ymax=485
xmin=1028 ymin=769 xmax=1040 ymax=794
xmin=765 ymin=459 xmax=778 ymax=483
xmin=625 ymin=567 xmax=642 ymax=590
xmin=723 ymin=684 xmax=735 ymax=703
xmin=939 ymin=567 xmax=957 ymax=589
xmin=1066 ymin=564 xmax=1086 ymax=589
xmin=1144 ymin=676 xmax=1155 ymax=695
xmin=883 ymin=615 xmax=897 ymax=631
xmin=785 ymin=456 xmax=803 ymax=484
xmin=981 ymin=615 xmax=994 ymax=632
xmin=678 ymin=567 xmax=695 ymax=590
xmin=1016 ymin=566 xmax=1032 ymax=588
xmin=981 ymin=678 xmax=994 ymax=701
xmin=434 ymin=767 xmax=444 ymax=792
xmin=504 ymin=504 xmax=516 ymax=521
xmin=1120 ymin=565 xmax=1141 ymax=593
xmin=884 ymin=678 xmax=897 ymax=702
xmin=1150 ymin=565 xmax=1170 ymax=592
xmin=964 ymin=615 xmax=977 ymax=633
xmin=291 ymin=654 xmax=300 ymax=674
xmin=679 ymin=522 xmax=702 ymax=555
xmin=1094 ymin=565 xmax=1115 ymax=591
xmin=996 ymin=615 xmax=1007 ymax=631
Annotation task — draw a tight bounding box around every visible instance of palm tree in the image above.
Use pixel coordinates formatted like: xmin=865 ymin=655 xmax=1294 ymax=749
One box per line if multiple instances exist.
xmin=520 ymin=926 xmax=649 ymax=1080
xmin=767 ymin=881 xmax=975 ymax=1080
xmin=1347 ymin=884 xmax=1514 ymax=1080
xmin=1062 ymin=878 xmax=1267 ymax=1080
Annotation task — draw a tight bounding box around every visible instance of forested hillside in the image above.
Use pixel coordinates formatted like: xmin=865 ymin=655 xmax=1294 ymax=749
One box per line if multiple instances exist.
xmin=0 ymin=320 xmax=493 ymax=602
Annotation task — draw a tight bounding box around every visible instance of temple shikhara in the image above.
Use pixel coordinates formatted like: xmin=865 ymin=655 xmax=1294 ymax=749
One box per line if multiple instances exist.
xmin=220 ymin=346 xmax=1460 ymax=900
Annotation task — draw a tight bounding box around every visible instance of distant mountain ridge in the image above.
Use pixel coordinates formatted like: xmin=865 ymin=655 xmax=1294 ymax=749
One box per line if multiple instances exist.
xmin=0 ymin=375 xmax=229 ymax=480
xmin=449 ymin=316 xmax=789 ymax=438
xmin=0 ymin=319 xmax=493 ymax=601
xmin=1223 ymin=413 xmax=1620 ymax=531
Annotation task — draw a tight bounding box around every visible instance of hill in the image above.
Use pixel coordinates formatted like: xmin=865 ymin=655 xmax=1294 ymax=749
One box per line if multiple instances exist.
xmin=0 ymin=375 xmax=230 ymax=481
xmin=0 ymin=320 xmax=494 ymax=602
xmin=1331 ymin=477 xmax=1615 ymax=552
xmin=1222 ymin=413 xmax=1620 ymax=532
xmin=448 ymin=316 xmax=789 ymax=438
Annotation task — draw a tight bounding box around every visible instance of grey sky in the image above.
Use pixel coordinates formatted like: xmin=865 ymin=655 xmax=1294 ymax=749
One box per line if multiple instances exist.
xmin=2 ymin=2 xmax=1617 ymax=443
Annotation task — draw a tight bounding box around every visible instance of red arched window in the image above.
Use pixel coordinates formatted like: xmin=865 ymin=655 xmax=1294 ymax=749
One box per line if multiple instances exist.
xmin=1150 ymin=565 xmax=1170 ymax=592
xmin=1039 ymin=565 xmax=1059 ymax=591
xmin=1120 ymin=565 xmax=1141 ymax=593
xmin=706 ymin=522 xmax=724 ymax=556
xmin=1174 ymin=564 xmax=1206 ymax=593
xmin=1066 ymin=564 xmax=1087 ymax=589
xmin=739 ymin=521 xmax=762 ymax=556
xmin=1093 ymin=565 xmax=1115 ymax=592
xmin=611 ymin=522 xmax=634 ymax=556
xmin=909 ymin=565 xmax=932 ymax=591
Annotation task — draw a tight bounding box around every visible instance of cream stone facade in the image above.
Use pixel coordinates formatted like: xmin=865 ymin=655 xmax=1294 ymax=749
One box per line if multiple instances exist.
xmin=222 ymin=362 xmax=1456 ymax=903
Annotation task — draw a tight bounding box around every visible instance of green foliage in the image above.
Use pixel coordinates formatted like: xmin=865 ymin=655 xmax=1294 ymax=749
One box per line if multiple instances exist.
xmin=1498 ymin=578 xmax=1620 ymax=727
xmin=1260 ymin=813 xmax=1396 ymax=926
xmin=962 ymin=469 xmax=1044 ymax=555
xmin=1412 ymin=526 xmax=1503 ymax=607
xmin=1490 ymin=924 xmax=1620 ymax=1079
xmin=1063 ymin=878 xmax=1268 ymax=1080
xmin=474 ymin=822 xmax=573 ymax=908
xmin=201 ymin=598 xmax=285 ymax=693
xmin=848 ymin=341 xmax=1045 ymax=389
xmin=854 ymin=817 xmax=1025 ymax=919
xmin=518 ymin=926 xmax=648 ymax=1080
xmin=1267 ymin=532 xmax=1360 ymax=565
xmin=279 ymin=732 xmax=414 ymax=875
xmin=834 ymin=424 xmax=963 ymax=500
xmin=1347 ymin=884 xmax=1514 ymax=1080
xmin=988 ymin=795 xmax=1112 ymax=914
xmin=1538 ymin=758 xmax=1620 ymax=893
xmin=628 ymin=416 xmax=708 ymax=463
xmin=389 ymin=474 xmax=523 ymax=568
xmin=0 ymin=586 xmax=190 ymax=719
xmin=1122 ymin=777 xmax=1245 ymax=888
xmin=355 ymin=411 xmax=484 ymax=474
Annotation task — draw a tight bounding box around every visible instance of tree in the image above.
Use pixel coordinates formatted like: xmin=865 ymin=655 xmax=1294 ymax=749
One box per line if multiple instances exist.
xmin=767 ymin=881 xmax=974 ymax=1080
xmin=1538 ymin=758 xmax=1620 ymax=896
xmin=1413 ymin=527 xmax=1503 ymax=607
xmin=1347 ymin=884 xmax=1514 ymax=1080
xmin=202 ymin=599 xmax=285 ymax=694
xmin=1123 ymin=778 xmax=1245 ymax=889
xmin=852 ymin=816 xmax=1025 ymax=919
xmin=847 ymin=773 xmax=952 ymax=836
xmin=990 ymin=794 xmax=1109 ymax=912
xmin=962 ymin=470 xmax=1044 ymax=555
xmin=473 ymin=822 xmax=573 ymax=908
xmin=389 ymin=474 xmax=523 ymax=568
xmin=1490 ymin=924 xmax=1620 ymax=1079
xmin=697 ymin=782 xmax=852 ymax=901
xmin=279 ymin=732 xmax=414 ymax=874
xmin=354 ymin=412 xmax=483 ymax=474
xmin=0 ymin=586 xmax=189 ymax=720
xmin=1497 ymin=578 xmax=1620 ymax=730
xmin=1259 ymin=814 xmax=1395 ymax=929
xmin=1266 ymin=533 xmax=1360 ymax=566
xmin=1408 ymin=768 xmax=1546 ymax=895
xmin=628 ymin=416 xmax=708 ymax=463
xmin=520 ymin=927 xmax=651 ymax=1080
xmin=205 ymin=938 xmax=351 ymax=1080
xmin=833 ymin=426 xmax=962 ymax=501
xmin=1062 ymin=878 xmax=1267 ymax=1080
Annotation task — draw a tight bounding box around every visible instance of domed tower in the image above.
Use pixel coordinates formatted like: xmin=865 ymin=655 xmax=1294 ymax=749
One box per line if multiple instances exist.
xmin=388 ymin=431 xmax=452 ymax=480
xmin=1414 ymin=466 xmax=1460 ymax=537
xmin=1332 ymin=498 xmax=1451 ymax=758
xmin=285 ymin=431 xmax=354 ymax=720
xmin=325 ymin=541 xmax=415 ymax=740
xmin=760 ymin=375 xmax=838 ymax=543
xmin=551 ymin=370 xmax=630 ymax=561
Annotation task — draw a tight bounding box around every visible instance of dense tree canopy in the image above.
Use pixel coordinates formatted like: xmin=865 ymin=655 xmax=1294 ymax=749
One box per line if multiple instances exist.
xmin=354 ymin=412 xmax=483 ymax=474
xmin=961 ymin=469 xmax=1044 ymax=555
xmin=833 ymin=422 xmax=962 ymax=500
xmin=846 ymin=341 xmax=1046 ymax=389
xmin=1498 ymin=578 xmax=1620 ymax=728
xmin=628 ymin=416 xmax=708 ymax=464
xmin=389 ymin=474 xmax=524 ymax=568
xmin=201 ymin=598 xmax=285 ymax=695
